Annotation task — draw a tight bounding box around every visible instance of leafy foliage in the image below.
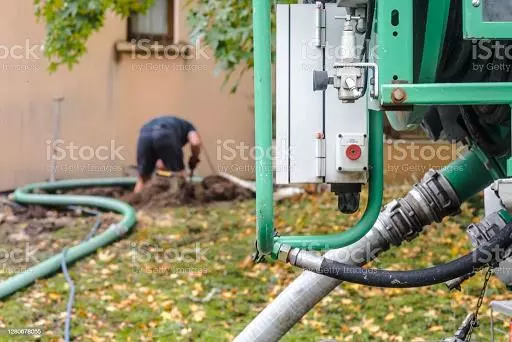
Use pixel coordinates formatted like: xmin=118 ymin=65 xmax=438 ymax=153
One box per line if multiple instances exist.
xmin=187 ymin=0 xmax=295 ymax=91
xmin=187 ymin=0 xmax=255 ymax=91
xmin=34 ymin=0 xmax=154 ymax=71
xmin=35 ymin=0 xmax=295 ymax=91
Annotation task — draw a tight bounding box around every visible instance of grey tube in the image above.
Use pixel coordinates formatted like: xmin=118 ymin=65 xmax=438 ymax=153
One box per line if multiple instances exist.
xmin=235 ymin=225 xmax=389 ymax=341
xmin=235 ymin=170 xmax=461 ymax=341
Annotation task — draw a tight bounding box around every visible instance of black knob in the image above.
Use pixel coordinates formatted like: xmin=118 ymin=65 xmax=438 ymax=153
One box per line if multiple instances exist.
xmin=313 ymin=70 xmax=331 ymax=91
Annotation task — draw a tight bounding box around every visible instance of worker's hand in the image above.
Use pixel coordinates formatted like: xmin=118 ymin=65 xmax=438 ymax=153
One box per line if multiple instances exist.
xmin=188 ymin=155 xmax=200 ymax=171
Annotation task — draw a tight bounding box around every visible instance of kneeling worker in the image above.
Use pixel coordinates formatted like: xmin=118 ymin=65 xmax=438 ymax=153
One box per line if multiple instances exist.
xmin=134 ymin=115 xmax=201 ymax=193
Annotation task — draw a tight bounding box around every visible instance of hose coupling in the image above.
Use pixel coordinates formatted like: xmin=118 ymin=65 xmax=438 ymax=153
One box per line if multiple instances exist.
xmin=375 ymin=170 xmax=461 ymax=247
xmin=278 ymin=245 xmax=323 ymax=272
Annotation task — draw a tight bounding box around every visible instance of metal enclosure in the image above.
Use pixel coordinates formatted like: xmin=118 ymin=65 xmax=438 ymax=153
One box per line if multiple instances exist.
xmin=276 ymin=4 xmax=368 ymax=185
xmin=464 ymin=0 xmax=512 ymax=39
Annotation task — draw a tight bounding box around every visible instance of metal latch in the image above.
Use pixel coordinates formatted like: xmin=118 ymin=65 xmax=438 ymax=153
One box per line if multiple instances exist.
xmin=314 ymin=2 xmax=326 ymax=47
xmin=315 ymin=133 xmax=326 ymax=177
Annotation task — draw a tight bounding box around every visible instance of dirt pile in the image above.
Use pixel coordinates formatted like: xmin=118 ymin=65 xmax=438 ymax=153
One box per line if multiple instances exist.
xmin=0 ymin=200 xmax=82 ymax=242
xmin=122 ymin=175 xmax=254 ymax=209
xmin=0 ymin=175 xmax=254 ymax=241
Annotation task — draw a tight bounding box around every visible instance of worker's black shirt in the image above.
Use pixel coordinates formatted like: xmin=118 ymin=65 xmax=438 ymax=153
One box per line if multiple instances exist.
xmin=137 ymin=116 xmax=196 ymax=176
xmin=140 ymin=116 xmax=196 ymax=147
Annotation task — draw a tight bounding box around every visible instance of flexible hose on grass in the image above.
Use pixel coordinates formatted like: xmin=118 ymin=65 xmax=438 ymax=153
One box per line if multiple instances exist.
xmin=0 ymin=178 xmax=137 ymax=299
xmin=61 ymin=249 xmax=75 ymax=342
xmin=61 ymin=212 xmax=102 ymax=341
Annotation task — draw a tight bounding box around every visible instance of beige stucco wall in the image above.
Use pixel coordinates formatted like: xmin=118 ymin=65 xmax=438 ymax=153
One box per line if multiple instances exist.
xmin=0 ymin=1 xmax=255 ymax=191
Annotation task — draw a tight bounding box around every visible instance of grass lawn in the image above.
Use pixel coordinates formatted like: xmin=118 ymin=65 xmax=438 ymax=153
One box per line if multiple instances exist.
xmin=0 ymin=186 xmax=510 ymax=341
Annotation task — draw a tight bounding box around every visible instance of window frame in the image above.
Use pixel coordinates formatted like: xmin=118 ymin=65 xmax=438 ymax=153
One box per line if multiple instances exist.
xmin=127 ymin=0 xmax=175 ymax=45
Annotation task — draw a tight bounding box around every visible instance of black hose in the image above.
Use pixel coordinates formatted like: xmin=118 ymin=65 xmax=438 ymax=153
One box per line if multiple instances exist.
xmin=316 ymin=224 xmax=512 ymax=288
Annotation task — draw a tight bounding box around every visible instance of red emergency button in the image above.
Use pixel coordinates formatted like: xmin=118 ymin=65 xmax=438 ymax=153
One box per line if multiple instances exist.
xmin=346 ymin=144 xmax=362 ymax=160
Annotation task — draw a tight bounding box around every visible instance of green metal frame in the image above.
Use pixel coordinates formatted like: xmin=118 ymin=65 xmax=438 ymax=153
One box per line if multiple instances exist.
xmin=381 ymin=83 xmax=512 ymax=106
xmin=463 ymin=0 xmax=512 ymax=39
xmin=253 ymin=0 xmax=274 ymax=255
xmin=376 ymin=0 xmax=413 ymax=89
xmin=377 ymin=0 xmax=512 ymax=106
xmin=253 ymin=0 xmax=512 ymax=257
xmin=418 ymin=1 xmax=451 ymax=83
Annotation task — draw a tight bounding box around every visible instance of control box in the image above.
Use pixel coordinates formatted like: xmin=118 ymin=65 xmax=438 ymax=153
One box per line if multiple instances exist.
xmin=276 ymin=4 xmax=368 ymax=185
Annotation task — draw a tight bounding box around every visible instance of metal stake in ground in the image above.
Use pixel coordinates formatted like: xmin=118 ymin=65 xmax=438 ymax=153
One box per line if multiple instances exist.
xmin=50 ymin=97 xmax=64 ymax=182
xmin=201 ymin=144 xmax=217 ymax=175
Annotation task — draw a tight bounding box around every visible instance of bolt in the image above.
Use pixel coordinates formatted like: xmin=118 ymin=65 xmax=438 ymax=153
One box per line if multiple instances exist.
xmin=391 ymin=88 xmax=407 ymax=103
xmin=472 ymin=0 xmax=480 ymax=7
xmin=278 ymin=244 xmax=292 ymax=263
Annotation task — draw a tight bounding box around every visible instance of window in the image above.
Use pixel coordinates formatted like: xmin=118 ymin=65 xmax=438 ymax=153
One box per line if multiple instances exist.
xmin=128 ymin=0 xmax=175 ymax=44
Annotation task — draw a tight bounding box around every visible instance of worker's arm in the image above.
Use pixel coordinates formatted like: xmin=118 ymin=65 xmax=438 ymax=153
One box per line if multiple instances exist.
xmin=188 ymin=131 xmax=201 ymax=156
xmin=188 ymin=131 xmax=201 ymax=171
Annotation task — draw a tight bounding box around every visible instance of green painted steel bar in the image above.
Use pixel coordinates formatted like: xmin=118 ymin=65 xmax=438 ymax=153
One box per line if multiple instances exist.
xmin=381 ymin=83 xmax=512 ymax=105
xmin=0 ymin=178 xmax=137 ymax=299
xmin=377 ymin=0 xmax=414 ymax=87
xmin=418 ymin=0 xmax=451 ymax=83
xmin=253 ymin=0 xmax=274 ymax=254
xmin=273 ymin=110 xmax=384 ymax=252
xmin=509 ymin=104 xmax=512 ymax=177
xmin=389 ymin=0 xmax=451 ymax=131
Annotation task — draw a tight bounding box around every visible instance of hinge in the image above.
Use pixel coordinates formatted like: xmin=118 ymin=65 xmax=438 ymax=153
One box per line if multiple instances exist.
xmin=314 ymin=2 xmax=326 ymax=48
xmin=315 ymin=135 xmax=326 ymax=177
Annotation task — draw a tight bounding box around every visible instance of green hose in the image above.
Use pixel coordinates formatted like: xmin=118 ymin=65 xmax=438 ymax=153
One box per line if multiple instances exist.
xmin=0 ymin=178 xmax=137 ymax=299
xmin=273 ymin=110 xmax=384 ymax=253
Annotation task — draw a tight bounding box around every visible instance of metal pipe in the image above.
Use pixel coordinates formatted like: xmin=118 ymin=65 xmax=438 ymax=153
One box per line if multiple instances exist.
xmin=50 ymin=96 xmax=64 ymax=182
xmin=273 ymin=110 xmax=384 ymax=251
xmin=253 ymin=0 xmax=274 ymax=255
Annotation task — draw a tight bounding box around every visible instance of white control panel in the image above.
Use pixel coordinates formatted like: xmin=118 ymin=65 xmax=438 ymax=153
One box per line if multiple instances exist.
xmin=276 ymin=3 xmax=368 ymax=185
